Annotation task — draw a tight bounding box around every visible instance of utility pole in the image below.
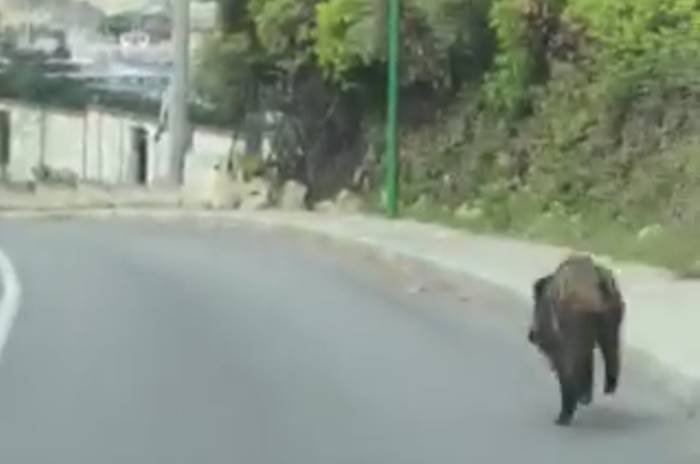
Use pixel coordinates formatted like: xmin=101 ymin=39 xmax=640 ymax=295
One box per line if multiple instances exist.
xmin=385 ymin=0 xmax=400 ymax=218
xmin=169 ymin=0 xmax=190 ymax=184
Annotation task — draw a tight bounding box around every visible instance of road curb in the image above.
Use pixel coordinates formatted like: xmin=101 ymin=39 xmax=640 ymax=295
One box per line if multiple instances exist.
xmin=0 ymin=249 xmax=21 ymax=362
xmin=230 ymin=214 xmax=700 ymax=415
xmin=3 ymin=207 xmax=700 ymax=413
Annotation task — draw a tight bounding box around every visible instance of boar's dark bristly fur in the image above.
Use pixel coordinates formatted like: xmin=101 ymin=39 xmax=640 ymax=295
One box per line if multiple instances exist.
xmin=528 ymin=253 xmax=625 ymax=426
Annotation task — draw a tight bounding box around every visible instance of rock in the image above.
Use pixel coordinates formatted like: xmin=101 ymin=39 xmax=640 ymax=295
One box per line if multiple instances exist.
xmin=207 ymin=169 xmax=273 ymax=211
xmin=246 ymin=176 xmax=271 ymax=196
xmin=314 ymin=200 xmax=336 ymax=214
xmin=239 ymin=177 xmax=272 ymax=211
xmin=335 ymin=189 xmax=363 ymax=214
xmin=454 ymin=202 xmax=483 ymax=220
xmin=411 ymin=194 xmax=430 ymax=211
xmin=240 ymin=193 xmax=268 ymax=211
xmin=279 ymin=180 xmax=308 ymax=211
xmin=637 ymin=224 xmax=662 ymax=241
xmin=208 ymin=169 xmax=242 ymax=210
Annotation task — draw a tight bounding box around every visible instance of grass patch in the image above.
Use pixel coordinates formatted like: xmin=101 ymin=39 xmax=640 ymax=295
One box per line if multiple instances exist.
xmin=399 ymin=196 xmax=700 ymax=279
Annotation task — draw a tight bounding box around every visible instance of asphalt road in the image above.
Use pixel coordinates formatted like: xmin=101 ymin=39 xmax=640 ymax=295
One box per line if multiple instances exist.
xmin=0 ymin=217 xmax=697 ymax=463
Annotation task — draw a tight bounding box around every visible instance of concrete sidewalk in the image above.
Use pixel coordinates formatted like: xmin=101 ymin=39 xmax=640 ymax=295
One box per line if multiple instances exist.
xmin=0 ymin=185 xmax=182 ymax=210
xmin=236 ymin=212 xmax=700 ymax=403
xmin=4 ymin=208 xmax=700 ymax=408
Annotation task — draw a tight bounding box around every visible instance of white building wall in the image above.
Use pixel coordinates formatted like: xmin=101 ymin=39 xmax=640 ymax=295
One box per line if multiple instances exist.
xmin=0 ymin=100 xmax=241 ymax=190
xmin=43 ymin=110 xmax=86 ymax=177
xmin=182 ymin=128 xmax=239 ymax=204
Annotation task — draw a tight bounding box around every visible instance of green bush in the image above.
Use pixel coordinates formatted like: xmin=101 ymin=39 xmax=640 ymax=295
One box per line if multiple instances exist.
xmin=201 ymin=0 xmax=700 ymax=274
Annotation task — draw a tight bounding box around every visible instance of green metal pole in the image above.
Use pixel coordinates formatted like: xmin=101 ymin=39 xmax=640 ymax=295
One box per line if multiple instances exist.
xmin=385 ymin=0 xmax=400 ymax=218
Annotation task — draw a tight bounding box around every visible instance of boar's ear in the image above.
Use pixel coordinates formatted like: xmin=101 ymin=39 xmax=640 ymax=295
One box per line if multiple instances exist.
xmin=533 ymin=275 xmax=550 ymax=301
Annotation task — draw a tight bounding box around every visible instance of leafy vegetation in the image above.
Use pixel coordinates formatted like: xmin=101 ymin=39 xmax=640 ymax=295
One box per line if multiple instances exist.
xmin=195 ymin=0 xmax=700 ymax=274
xmin=2 ymin=0 xmax=699 ymax=273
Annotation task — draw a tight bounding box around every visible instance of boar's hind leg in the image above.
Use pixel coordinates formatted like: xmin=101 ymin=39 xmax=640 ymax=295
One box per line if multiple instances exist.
xmin=556 ymin=373 xmax=578 ymax=426
xmin=553 ymin=351 xmax=579 ymax=426
xmin=598 ymin=317 xmax=621 ymax=395
xmin=578 ymin=352 xmax=594 ymax=405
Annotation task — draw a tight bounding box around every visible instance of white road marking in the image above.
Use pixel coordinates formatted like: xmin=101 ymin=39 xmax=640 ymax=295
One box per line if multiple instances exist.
xmin=0 ymin=249 xmax=21 ymax=359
